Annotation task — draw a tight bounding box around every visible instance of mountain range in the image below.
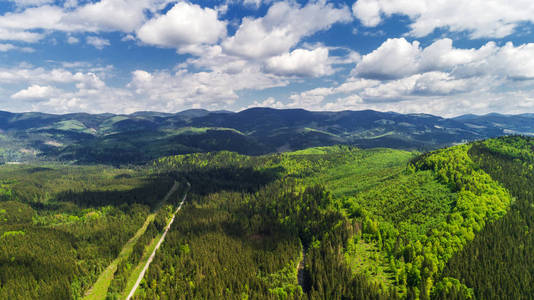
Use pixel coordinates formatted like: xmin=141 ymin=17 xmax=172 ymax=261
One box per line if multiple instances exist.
xmin=0 ymin=107 xmax=532 ymax=164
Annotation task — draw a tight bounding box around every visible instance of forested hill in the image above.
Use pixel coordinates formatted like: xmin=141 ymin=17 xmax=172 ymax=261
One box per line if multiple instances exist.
xmin=0 ymin=108 xmax=533 ymax=164
xmin=0 ymin=137 xmax=533 ymax=299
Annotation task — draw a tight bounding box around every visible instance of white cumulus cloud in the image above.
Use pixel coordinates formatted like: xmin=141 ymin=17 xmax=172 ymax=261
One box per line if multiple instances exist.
xmin=354 ymin=38 xmax=534 ymax=80
xmin=352 ymin=0 xmax=534 ymax=38
xmin=0 ymin=0 xmax=173 ymax=43
xmin=0 ymin=28 xmax=44 ymax=42
xmin=11 ymin=84 xmax=57 ymax=99
xmin=137 ymin=2 xmax=227 ymax=50
xmin=353 ymin=38 xmax=421 ymax=79
xmin=265 ymin=47 xmax=333 ymax=77
xmin=222 ymin=1 xmax=352 ymax=59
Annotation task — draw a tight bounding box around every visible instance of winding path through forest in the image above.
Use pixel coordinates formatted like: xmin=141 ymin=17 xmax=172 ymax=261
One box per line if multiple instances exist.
xmin=126 ymin=182 xmax=190 ymax=300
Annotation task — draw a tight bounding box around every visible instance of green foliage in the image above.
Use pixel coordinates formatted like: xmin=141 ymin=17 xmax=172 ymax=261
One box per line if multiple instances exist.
xmin=297 ymin=147 xmax=416 ymax=198
xmin=137 ymin=154 xmax=390 ymax=299
xmin=1 ymin=139 xmax=533 ymax=299
xmin=106 ymin=204 xmax=175 ymax=298
xmin=1 ymin=230 xmax=25 ymax=238
xmin=336 ymin=144 xmax=514 ymax=298
xmin=0 ymin=163 xmax=177 ymax=299
xmin=0 ymin=201 xmax=33 ymax=224
xmin=347 ymin=170 xmax=455 ymax=240
xmin=440 ymin=138 xmax=534 ymax=299
xmin=482 ymin=135 xmax=534 ymax=163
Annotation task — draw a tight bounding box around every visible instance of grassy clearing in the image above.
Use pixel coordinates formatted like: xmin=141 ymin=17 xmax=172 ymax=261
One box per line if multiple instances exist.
xmin=52 ymin=120 xmax=92 ymax=133
xmin=285 ymin=146 xmax=333 ymax=156
xmin=98 ymin=116 xmax=129 ymax=134
xmin=303 ymin=148 xmax=416 ymax=198
xmin=345 ymin=237 xmax=394 ymax=289
xmin=303 ymin=127 xmax=340 ymax=137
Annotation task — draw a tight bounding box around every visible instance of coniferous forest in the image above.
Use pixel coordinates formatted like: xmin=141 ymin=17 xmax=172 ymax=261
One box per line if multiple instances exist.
xmin=0 ymin=136 xmax=532 ymax=299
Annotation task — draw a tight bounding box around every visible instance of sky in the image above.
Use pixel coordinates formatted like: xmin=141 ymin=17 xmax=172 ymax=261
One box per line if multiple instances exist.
xmin=0 ymin=0 xmax=534 ymax=116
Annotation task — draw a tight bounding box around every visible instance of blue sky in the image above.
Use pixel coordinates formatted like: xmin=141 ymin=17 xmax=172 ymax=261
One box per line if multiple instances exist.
xmin=0 ymin=0 xmax=534 ymax=116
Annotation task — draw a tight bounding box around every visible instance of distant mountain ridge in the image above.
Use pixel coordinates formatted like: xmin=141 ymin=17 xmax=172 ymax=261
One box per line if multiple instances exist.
xmin=0 ymin=107 xmax=532 ymax=164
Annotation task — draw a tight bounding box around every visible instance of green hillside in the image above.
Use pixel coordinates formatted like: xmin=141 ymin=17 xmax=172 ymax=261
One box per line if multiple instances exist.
xmin=0 ymin=137 xmax=532 ymax=299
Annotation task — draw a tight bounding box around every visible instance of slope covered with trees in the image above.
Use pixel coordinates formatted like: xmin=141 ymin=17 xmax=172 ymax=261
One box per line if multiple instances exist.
xmin=440 ymin=137 xmax=534 ymax=299
xmin=0 ymin=165 xmax=177 ymax=299
xmin=0 ymin=136 xmax=533 ymax=299
xmin=132 ymin=139 xmax=526 ymax=299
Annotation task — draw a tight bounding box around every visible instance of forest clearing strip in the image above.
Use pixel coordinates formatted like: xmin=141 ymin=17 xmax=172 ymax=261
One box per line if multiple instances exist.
xmin=126 ymin=182 xmax=190 ymax=300
xmin=82 ymin=181 xmax=180 ymax=300
xmin=119 ymin=230 xmax=164 ymax=299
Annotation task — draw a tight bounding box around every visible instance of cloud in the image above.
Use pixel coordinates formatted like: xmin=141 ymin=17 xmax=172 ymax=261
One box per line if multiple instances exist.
xmin=278 ymin=73 xmax=533 ymax=117
xmin=0 ymin=43 xmax=16 ymax=52
xmin=137 ymin=2 xmax=227 ymax=51
xmin=333 ymin=77 xmax=380 ymax=93
xmin=358 ymin=72 xmax=479 ymax=99
xmin=353 ymin=38 xmax=486 ymax=79
xmin=8 ymin=0 xmax=54 ymax=7
xmin=264 ymin=47 xmax=333 ymax=77
xmin=86 ymin=36 xmax=110 ymax=49
xmin=65 ymin=0 xmax=170 ymax=33
xmin=411 ymin=72 xmax=472 ymax=95
xmin=0 ymin=28 xmax=44 ymax=43
xmin=242 ymin=0 xmax=266 ymax=7
xmin=323 ymin=95 xmax=363 ymax=111
xmin=352 ymin=0 xmax=381 ymax=27
xmin=128 ymin=65 xmax=287 ymax=111
xmin=0 ymin=0 xmax=173 ymax=42
xmin=0 ymin=64 xmax=139 ymax=113
xmin=67 ymin=36 xmax=79 ymax=44
xmin=0 ymin=64 xmax=109 ymax=86
xmin=319 ymin=87 xmax=534 ymax=118
xmin=354 ymin=38 xmax=534 ymax=80
xmin=247 ymin=97 xmax=285 ymax=109
xmin=479 ymin=42 xmax=534 ymax=80
xmin=353 ymin=38 xmax=421 ymax=79
xmin=0 ymin=5 xmax=65 ymax=32
xmin=11 ymin=84 xmax=57 ymax=99
xmin=0 ymin=43 xmax=34 ymax=52
xmin=222 ymin=1 xmax=352 ymax=59
xmin=352 ymin=0 xmax=534 ymax=38
xmin=288 ymin=87 xmax=334 ymax=108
